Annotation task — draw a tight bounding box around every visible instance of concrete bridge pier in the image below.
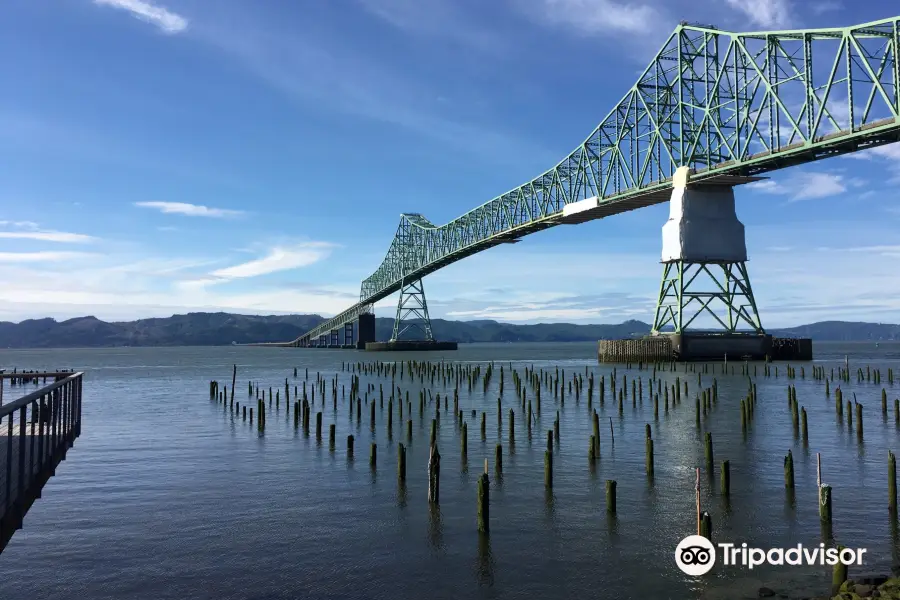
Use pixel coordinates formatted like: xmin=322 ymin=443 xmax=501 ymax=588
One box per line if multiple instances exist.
xmin=599 ymin=166 xmax=811 ymax=362
xmin=365 ymin=277 xmax=457 ymax=351
xmin=356 ymin=313 xmax=376 ymax=349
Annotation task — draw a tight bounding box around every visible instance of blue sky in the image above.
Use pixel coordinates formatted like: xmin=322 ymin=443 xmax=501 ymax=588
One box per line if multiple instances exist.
xmin=0 ymin=0 xmax=898 ymax=327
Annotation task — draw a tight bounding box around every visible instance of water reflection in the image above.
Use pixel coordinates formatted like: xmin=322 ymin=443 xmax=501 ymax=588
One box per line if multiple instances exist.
xmin=428 ymin=504 xmax=444 ymax=550
xmin=475 ymin=533 xmax=495 ymax=587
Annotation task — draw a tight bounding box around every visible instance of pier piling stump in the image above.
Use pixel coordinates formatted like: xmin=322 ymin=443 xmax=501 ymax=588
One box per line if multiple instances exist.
xmin=477 ymin=472 xmax=490 ymax=534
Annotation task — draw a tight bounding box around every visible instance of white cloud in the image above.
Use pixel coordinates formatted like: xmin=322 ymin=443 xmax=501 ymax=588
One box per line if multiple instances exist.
xmin=93 ymin=0 xmax=188 ymax=34
xmin=134 ymin=201 xmax=244 ymax=218
xmin=0 ymin=221 xmax=39 ymax=230
xmin=0 ymin=251 xmax=94 ymax=263
xmin=209 ymin=243 xmax=336 ymax=279
xmin=191 ymin=6 xmax=554 ymax=167
xmin=355 ymin=0 xmax=500 ymax=52
xmin=0 ymin=230 xmax=95 ymax=243
xmin=811 ymin=1 xmax=841 ymax=15
xmin=523 ymin=0 xmax=661 ymax=35
xmin=724 ymin=0 xmax=791 ymax=29
xmin=746 ymin=172 xmax=847 ymax=201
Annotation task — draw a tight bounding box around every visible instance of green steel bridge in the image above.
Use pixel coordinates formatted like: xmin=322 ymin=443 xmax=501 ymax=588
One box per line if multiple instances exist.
xmin=276 ymin=16 xmax=900 ymax=348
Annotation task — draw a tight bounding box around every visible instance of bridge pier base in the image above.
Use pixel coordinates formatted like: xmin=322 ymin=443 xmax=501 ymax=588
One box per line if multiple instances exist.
xmin=356 ymin=313 xmax=376 ymax=350
xmin=600 ymin=166 xmax=811 ymax=362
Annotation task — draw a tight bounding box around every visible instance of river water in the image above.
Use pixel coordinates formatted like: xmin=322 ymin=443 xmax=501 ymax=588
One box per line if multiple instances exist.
xmin=0 ymin=342 xmax=899 ymax=600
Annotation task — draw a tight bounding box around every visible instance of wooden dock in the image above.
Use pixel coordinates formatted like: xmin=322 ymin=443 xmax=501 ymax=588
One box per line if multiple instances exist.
xmin=0 ymin=372 xmax=83 ymax=554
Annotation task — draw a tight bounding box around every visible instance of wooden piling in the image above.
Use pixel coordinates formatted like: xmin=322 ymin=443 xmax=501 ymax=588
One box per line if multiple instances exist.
xmin=784 ymin=450 xmax=794 ymax=488
xmin=477 ymin=472 xmax=489 ymax=534
xmin=890 ymin=451 xmax=897 ymax=514
xmin=606 ymin=480 xmax=616 ymax=514
xmin=398 ymin=443 xmax=407 ymax=481
xmin=428 ymin=444 xmax=441 ymax=504
xmin=544 ymin=450 xmax=553 ymax=489
xmin=831 ymin=543 xmax=846 ymax=593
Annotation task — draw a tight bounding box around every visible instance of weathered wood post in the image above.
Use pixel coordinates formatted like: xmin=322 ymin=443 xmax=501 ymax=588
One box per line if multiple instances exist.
xmin=784 ymin=450 xmax=795 ymax=488
xmin=230 ymin=364 xmax=236 ymax=406
xmin=461 ymin=422 xmax=468 ymax=461
xmin=856 ymin=402 xmax=864 ymax=438
xmin=544 ymin=450 xmax=553 ymax=489
xmin=801 ymin=407 xmax=808 ymax=443
xmin=477 ymin=470 xmax=490 ymax=534
xmin=329 ymin=423 xmax=336 ymax=450
xmin=889 ymin=450 xmax=897 ymax=514
xmin=316 ymin=411 xmax=323 ymax=440
xmin=495 ymin=444 xmax=502 ymax=476
xmin=428 ymin=444 xmax=441 ymax=504
xmin=347 ymin=434 xmax=354 ymax=458
xmin=831 ymin=544 xmax=847 ymax=593
xmin=398 ymin=443 xmax=407 ymax=481
xmin=606 ymin=480 xmax=617 ymax=514
xmin=704 ymin=433 xmax=714 ymax=473
xmin=370 ymin=442 xmax=377 ymax=468
xmin=721 ymin=460 xmax=730 ymax=497
xmin=699 ymin=511 xmax=712 ymax=540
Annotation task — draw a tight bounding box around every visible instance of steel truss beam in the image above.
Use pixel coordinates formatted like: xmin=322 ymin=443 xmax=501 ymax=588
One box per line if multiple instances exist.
xmin=651 ymin=261 xmax=763 ymax=334
xmin=391 ymin=279 xmax=434 ymax=341
xmin=283 ymin=16 xmax=900 ymax=347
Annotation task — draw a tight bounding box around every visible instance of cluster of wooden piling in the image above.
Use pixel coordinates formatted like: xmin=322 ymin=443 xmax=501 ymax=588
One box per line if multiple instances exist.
xmin=205 ymin=351 xmax=898 ymax=588
xmin=2 ymin=368 xmax=75 ymax=386
xmin=598 ymin=338 xmax=673 ymax=363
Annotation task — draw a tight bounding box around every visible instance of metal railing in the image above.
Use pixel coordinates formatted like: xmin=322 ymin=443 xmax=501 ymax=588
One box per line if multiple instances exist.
xmin=0 ymin=372 xmax=83 ymax=553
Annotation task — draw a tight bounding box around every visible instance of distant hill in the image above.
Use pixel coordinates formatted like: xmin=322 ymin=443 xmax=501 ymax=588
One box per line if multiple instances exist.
xmin=0 ymin=312 xmax=897 ymax=348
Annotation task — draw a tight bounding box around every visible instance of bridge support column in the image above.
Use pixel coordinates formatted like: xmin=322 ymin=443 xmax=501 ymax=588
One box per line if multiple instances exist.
xmin=640 ymin=166 xmax=795 ymax=361
xmin=357 ymin=312 xmax=376 ymax=349
xmin=344 ymin=321 xmax=354 ymax=347
xmin=391 ymin=278 xmax=433 ymax=342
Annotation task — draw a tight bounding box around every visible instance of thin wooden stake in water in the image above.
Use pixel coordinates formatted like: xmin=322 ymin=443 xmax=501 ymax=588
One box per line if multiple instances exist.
xmin=230 ymin=364 xmax=237 ymax=406
xmin=609 ymin=417 xmax=614 ymax=445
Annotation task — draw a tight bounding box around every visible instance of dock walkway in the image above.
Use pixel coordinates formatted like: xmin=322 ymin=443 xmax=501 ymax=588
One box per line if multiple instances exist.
xmin=0 ymin=372 xmax=83 ymax=553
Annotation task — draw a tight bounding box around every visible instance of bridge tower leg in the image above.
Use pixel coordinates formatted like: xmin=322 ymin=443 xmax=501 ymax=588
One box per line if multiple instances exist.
xmin=391 ymin=278 xmax=434 ymax=342
xmin=344 ymin=321 xmax=354 ymax=347
xmin=357 ymin=312 xmax=376 ymax=349
xmin=648 ymin=166 xmax=769 ymax=361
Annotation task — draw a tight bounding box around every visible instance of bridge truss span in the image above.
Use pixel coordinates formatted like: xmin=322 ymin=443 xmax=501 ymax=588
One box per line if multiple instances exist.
xmin=281 ymin=16 xmax=900 ymax=348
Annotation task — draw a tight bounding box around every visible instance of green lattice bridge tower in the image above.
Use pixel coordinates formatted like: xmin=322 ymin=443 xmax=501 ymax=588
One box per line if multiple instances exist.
xmin=273 ymin=16 xmax=900 ymax=350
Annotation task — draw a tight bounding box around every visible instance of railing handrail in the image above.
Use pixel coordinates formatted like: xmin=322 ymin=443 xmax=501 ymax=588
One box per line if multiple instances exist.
xmin=0 ymin=372 xmax=78 ymax=379
xmin=0 ymin=372 xmax=84 ymax=418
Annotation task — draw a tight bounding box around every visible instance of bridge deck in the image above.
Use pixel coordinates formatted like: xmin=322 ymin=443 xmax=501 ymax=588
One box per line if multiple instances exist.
xmin=0 ymin=373 xmax=83 ymax=554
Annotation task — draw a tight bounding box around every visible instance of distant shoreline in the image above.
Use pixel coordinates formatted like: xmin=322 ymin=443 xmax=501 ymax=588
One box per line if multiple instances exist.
xmin=0 ymin=312 xmax=897 ymax=348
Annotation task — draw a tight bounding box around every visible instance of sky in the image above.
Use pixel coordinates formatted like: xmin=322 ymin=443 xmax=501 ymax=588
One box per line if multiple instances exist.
xmin=0 ymin=0 xmax=898 ymax=328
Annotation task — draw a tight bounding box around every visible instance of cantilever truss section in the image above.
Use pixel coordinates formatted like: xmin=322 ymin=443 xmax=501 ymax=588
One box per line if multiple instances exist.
xmin=287 ymin=16 xmax=900 ymax=347
xmin=652 ymin=261 xmax=764 ymax=335
xmin=356 ymin=17 xmax=900 ymax=308
xmin=392 ymin=279 xmax=434 ymax=341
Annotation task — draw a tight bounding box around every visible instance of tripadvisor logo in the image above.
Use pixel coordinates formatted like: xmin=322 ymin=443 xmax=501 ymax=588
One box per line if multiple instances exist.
xmin=675 ymin=535 xmax=867 ymax=576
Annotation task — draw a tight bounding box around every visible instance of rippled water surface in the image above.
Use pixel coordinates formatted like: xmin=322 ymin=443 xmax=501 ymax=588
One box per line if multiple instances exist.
xmin=1 ymin=342 xmax=899 ymax=600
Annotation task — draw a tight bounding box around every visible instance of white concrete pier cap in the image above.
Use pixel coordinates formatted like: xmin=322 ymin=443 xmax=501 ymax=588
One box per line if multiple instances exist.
xmin=661 ymin=166 xmax=748 ymax=263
